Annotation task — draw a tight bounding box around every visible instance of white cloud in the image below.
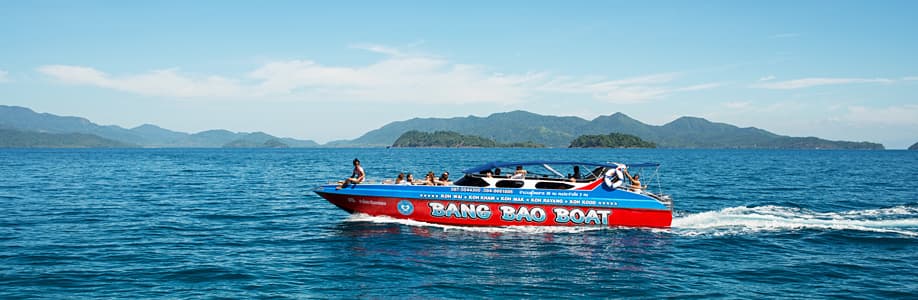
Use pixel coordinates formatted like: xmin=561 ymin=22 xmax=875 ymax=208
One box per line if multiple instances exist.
xmin=349 ymin=41 xmax=427 ymax=57
xmin=37 ymin=45 xmax=719 ymax=104
xmin=724 ymin=101 xmax=750 ymax=109
xmin=39 ymin=58 xmax=536 ymax=103
xmin=717 ymin=101 xmax=804 ymax=115
xmin=758 ymin=75 xmax=775 ymax=81
xmin=38 ymin=65 xmax=242 ymax=97
xmin=842 ymin=104 xmax=918 ymax=126
xmin=535 ymin=72 xmax=722 ymax=104
xmin=349 ymin=43 xmax=408 ymax=57
xmin=752 ymin=77 xmax=894 ymax=89
xmin=246 ymin=56 xmax=538 ymax=104
xmin=595 ymin=86 xmax=668 ymax=103
xmin=537 ymin=74 xmax=677 ymax=103
xmin=593 ymin=73 xmax=679 ymax=86
xmin=903 ymin=76 xmax=918 ymax=81
xmin=0 ymin=69 xmax=9 ymax=82
xmin=676 ymin=82 xmax=723 ymax=91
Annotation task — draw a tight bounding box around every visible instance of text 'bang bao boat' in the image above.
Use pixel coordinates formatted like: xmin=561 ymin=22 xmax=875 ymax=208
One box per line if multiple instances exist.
xmin=315 ymin=161 xmax=673 ymax=228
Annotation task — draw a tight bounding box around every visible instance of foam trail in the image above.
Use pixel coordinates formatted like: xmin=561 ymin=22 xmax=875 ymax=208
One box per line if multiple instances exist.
xmin=672 ymin=205 xmax=918 ymax=237
xmin=345 ymin=206 xmax=918 ymax=237
xmin=345 ymin=214 xmax=607 ymax=234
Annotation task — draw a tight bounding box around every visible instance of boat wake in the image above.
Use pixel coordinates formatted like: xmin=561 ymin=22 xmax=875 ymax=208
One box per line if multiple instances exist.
xmin=344 ymin=205 xmax=918 ymax=237
xmin=672 ymin=205 xmax=918 ymax=237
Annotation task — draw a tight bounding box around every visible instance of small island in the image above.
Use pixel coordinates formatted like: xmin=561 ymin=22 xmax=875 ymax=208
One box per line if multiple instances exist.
xmin=909 ymin=142 xmax=918 ymax=150
xmin=569 ymin=132 xmax=656 ymax=148
xmin=223 ymin=138 xmax=290 ymax=148
xmin=392 ymin=130 xmax=544 ymax=148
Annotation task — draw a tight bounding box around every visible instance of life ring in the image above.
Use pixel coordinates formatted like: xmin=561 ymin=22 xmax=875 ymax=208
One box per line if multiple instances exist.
xmin=603 ymin=167 xmax=624 ymax=189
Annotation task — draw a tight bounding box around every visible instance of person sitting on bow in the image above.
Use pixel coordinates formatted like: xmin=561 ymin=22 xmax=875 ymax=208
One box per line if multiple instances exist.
xmin=337 ymin=158 xmax=365 ymax=190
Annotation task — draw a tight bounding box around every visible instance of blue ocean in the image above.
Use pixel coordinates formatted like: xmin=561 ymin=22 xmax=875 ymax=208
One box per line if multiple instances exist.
xmin=1 ymin=148 xmax=916 ymax=298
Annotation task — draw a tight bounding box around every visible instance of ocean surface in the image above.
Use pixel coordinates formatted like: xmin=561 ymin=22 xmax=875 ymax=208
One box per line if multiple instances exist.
xmin=1 ymin=148 xmax=916 ymax=298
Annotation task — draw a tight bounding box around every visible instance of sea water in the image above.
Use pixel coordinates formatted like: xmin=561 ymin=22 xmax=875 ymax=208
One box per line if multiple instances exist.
xmin=1 ymin=148 xmax=915 ymax=298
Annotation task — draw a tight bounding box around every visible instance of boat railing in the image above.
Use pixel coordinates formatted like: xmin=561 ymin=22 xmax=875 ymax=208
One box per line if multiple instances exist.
xmin=325 ymin=179 xmax=386 ymax=185
xmin=466 ymin=172 xmax=598 ymax=183
xmin=325 ymin=179 xmax=451 ymax=186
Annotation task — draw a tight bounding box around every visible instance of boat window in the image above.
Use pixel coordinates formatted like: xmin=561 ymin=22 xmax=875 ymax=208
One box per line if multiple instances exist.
xmin=453 ymin=176 xmax=490 ymax=187
xmin=495 ymin=180 xmax=524 ymax=188
xmin=534 ymin=182 xmax=574 ymax=190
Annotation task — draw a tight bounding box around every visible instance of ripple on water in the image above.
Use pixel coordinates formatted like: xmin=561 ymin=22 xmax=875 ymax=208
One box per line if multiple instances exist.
xmin=0 ymin=148 xmax=916 ymax=298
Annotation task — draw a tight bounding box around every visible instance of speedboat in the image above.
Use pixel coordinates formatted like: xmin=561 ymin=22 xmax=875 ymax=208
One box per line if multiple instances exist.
xmin=314 ymin=161 xmax=673 ymax=228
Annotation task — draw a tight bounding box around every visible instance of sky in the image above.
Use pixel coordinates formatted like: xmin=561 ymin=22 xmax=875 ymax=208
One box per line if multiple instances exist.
xmin=1 ymin=1 xmax=917 ymax=148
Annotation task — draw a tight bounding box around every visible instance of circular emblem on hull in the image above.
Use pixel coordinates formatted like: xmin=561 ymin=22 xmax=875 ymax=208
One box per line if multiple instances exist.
xmin=397 ymin=200 xmax=414 ymax=215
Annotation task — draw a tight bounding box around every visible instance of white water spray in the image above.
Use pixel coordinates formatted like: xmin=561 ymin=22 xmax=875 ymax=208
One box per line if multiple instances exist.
xmin=344 ymin=205 xmax=918 ymax=237
xmin=671 ymin=205 xmax=918 ymax=237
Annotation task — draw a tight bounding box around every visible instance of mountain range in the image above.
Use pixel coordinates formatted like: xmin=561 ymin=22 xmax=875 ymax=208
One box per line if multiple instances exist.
xmin=0 ymin=105 xmax=318 ymax=148
xmin=0 ymin=128 xmax=135 ymax=148
xmin=331 ymin=110 xmax=883 ymax=149
xmin=1 ymin=105 xmax=885 ymax=149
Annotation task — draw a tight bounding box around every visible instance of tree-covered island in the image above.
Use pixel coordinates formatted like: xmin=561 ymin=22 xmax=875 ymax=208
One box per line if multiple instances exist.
xmin=392 ymin=130 xmax=544 ymax=148
xmin=569 ymin=132 xmax=656 ymax=148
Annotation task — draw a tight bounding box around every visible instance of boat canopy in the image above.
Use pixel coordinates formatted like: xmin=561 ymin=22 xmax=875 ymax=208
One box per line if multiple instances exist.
xmin=462 ymin=161 xmax=660 ymax=174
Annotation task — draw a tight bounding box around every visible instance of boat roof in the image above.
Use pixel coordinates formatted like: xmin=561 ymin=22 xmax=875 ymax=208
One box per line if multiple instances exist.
xmin=462 ymin=161 xmax=660 ymax=174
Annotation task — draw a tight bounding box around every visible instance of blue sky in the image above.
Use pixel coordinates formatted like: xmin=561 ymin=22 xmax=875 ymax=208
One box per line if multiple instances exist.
xmin=2 ymin=1 xmax=917 ymax=148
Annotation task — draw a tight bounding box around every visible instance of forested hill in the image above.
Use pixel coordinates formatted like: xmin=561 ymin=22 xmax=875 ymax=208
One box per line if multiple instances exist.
xmin=392 ymin=130 xmax=544 ymax=148
xmin=0 ymin=105 xmax=319 ymax=148
xmin=0 ymin=128 xmax=136 ymax=148
xmin=334 ymin=110 xmax=884 ymax=149
xmin=569 ymin=133 xmax=656 ymax=148
xmin=909 ymin=142 xmax=918 ymax=150
xmin=0 ymin=105 xmax=887 ymax=149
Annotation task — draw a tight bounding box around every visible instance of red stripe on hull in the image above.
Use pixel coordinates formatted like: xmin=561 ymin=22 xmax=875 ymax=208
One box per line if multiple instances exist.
xmin=317 ymin=192 xmax=671 ymax=228
xmin=576 ymin=178 xmax=604 ymax=190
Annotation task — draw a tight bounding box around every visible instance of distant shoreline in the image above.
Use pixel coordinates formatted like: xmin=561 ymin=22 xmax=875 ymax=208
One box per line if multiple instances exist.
xmin=1 ymin=105 xmax=895 ymax=150
xmin=1 ymin=146 xmax=907 ymax=150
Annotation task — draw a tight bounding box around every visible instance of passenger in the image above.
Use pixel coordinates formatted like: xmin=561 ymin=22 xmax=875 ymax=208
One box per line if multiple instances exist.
xmin=624 ymin=169 xmax=643 ymax=193
xmin=395 ymin=172 xmax=405 ymax=184
xmin=484 ymin=170 xmax=493 ymax=178
xmin=569 ymin=165 xmax=582 ymax=182
xmin=337 ymin=158 xmax=365 ymax=190
xmin=405 ymin=173 xmax=415 ymax=185
xmin=510 ymin=165 xmax=527 ymax=179
xmin=494 ymin=167 xmax=501 ymax=177
xmin=436 ymin=172 xmax=451 ymax=186
xmin=422 ymin=171 xmax=436 ymax=186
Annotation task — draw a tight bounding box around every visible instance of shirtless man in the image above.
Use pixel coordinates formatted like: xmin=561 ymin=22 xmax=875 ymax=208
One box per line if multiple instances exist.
xmin=337 ymin=158 xmax=365 ymax=189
